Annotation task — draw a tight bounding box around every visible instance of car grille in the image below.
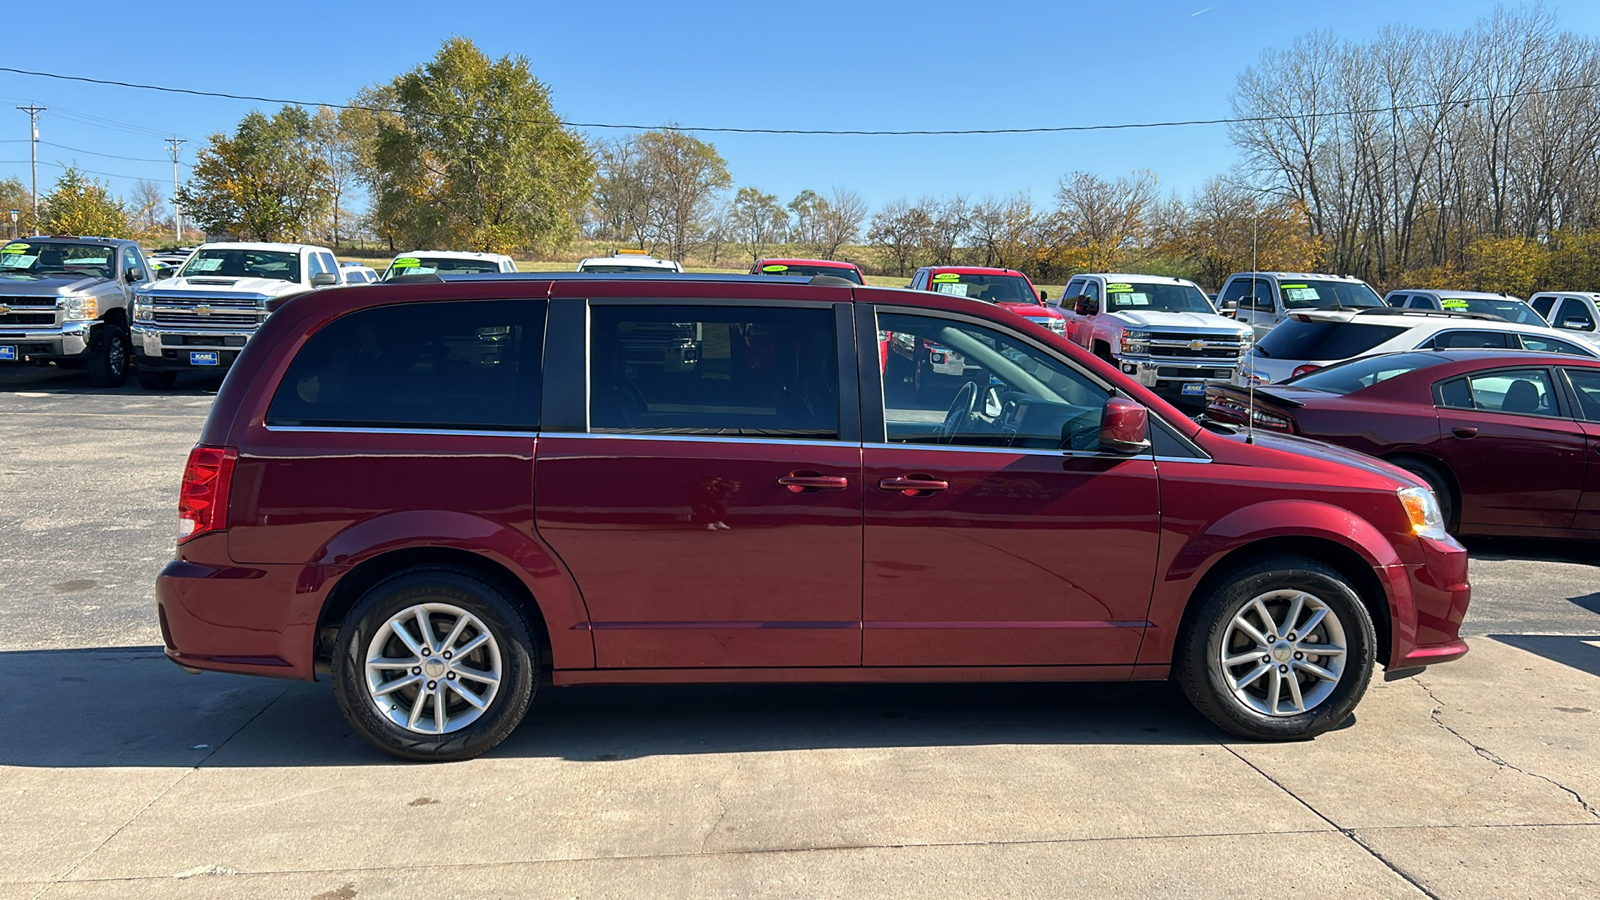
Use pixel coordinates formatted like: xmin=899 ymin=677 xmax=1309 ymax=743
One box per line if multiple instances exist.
xmin=0 ymin=295 xmax=58 ymax=308
xmin=1146 ymin=332 xmax=1245 ymax=360
xmin=142 ymin=293 xmax=265 ymax=329
xmin=1157 ymin=366 xmax=1231 ymax=379
xmin=0 ymin=312 xmax=55 ymax=326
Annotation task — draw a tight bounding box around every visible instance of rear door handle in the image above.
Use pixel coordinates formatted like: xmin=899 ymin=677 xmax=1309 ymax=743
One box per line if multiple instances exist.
xmin=1451 ymin=427 xmax=1478 ymax=439
xmin=776 ymin=472 xmax=849 ymax=493
xmin=878 ymin=475 xmax=950 ymax=496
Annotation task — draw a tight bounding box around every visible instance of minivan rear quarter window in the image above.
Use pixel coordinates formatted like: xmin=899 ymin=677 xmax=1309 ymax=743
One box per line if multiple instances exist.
xmin=266 ymin=300 xmax=544 ymax=431
xmin=1255 ymin=319 xmax=1408 ymax=361
xmin=589 ymin=305 xmax=838 ymax=436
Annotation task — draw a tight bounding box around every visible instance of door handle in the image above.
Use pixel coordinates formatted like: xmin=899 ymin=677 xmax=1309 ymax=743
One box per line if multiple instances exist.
xmin=776 ymin=472 xmax=848 ymax=493
xmin=1451 ymin=427 xmax=1478 ymax=439
xmin=878 ymin=475 xmax=950 ymax=496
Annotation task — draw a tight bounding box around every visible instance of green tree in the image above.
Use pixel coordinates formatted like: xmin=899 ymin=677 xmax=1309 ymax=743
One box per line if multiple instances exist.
xmin=0 ymin=176 xmax=34 ymax=237
xmin=178 ymin=105 xmax=331 ymax=241
xmin=636 ymin=127 xmax=731 ymax=262
xmin=39 ymin=167 xmax=128 ymax=237
xmin=370 ymin=37 xmax=594 ymax=254
xmin=729 ymin=187 xmax=788 ymax=262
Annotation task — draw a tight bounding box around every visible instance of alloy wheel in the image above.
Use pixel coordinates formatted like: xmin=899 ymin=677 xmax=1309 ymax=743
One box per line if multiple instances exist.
xmin=364 ymin=602 xmax=503 ymax=734
xmin=1219 ymin=589 xmax=1348 ymax=716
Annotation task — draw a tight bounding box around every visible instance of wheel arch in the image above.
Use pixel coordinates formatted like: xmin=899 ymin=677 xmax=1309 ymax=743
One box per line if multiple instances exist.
xmin=314 ymin=546 xmax=569 ymax=676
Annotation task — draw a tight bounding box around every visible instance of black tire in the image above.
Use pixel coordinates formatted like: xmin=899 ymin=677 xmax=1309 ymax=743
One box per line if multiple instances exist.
xmin=85 ymin=324 xmax=130 ymax=388
xmin=137 ymin=368 xmax=178 ymax=390
xmin=1175 ymin=554 xmax=1376 ymax=741
xmin=1093 ymin=342 xmax=1116 ymax=363
xmin=1392 ymin=458 xmax=1457 ymax=534
xmin=332 ymin=567 xmax=538 ymax=762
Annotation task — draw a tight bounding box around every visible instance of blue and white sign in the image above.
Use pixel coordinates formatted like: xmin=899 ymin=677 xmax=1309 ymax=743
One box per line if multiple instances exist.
xmin=1181 ymin=382 xmax=1207 ymax=396
xmin=0 ymin=345 xmax=16 ymax=361
xmin=189 ymin=351 xmax=219 ymax=366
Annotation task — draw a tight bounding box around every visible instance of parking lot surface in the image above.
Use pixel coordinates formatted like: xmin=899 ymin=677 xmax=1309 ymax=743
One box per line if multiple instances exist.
xmin=3 ymin=366 xmax=1598 ymax=898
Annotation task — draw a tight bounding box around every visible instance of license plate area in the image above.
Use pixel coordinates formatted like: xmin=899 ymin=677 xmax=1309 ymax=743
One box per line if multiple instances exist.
xmin=189 ymin=351 xmax=219 ymax=366
xmin=0 ymin=345 xmax=15 ymax=361
xmin=1180 ymin=382 xmax=1207 ymax=396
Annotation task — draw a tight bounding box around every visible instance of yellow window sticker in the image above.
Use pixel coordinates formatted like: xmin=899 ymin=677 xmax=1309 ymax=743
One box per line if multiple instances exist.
xmin=1280 ymin=283 xmax=1308 ymax=289
xmin=1441 ymin=298 xmax=1469 ymax=309
xmin=761 ymin=264 xmax=788 ymax=273
xmin=932 ymin=272 xmax=961 ymax=282
xmin=0 ymin=243 xmax=27 ymax=253
xmin=391 ymin=257 xmax=421 ymax=268
xmin=1105 ymin=283 xmax=1133 ymax=293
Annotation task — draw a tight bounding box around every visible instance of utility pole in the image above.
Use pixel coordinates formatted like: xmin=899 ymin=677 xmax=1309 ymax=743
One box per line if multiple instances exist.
xmin=166 ymin=137 xmax=186 ymax=244
xmin=16 ymin=104 xmax=44 ymax=233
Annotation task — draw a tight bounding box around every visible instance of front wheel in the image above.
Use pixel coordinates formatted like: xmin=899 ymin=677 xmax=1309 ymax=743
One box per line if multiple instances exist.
xmin=332 ymin=568 xmax=538 ymax=761
xmin=1176 ymin=555 xmax=1375 ymax=741
xmin=85 ymin=325 xmax=130 ymax=388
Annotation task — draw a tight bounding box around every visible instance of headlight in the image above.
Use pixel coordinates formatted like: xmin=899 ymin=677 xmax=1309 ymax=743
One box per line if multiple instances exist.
xmin=1046 ymin=318 xmax=1066 ymax=335
xmin=1121 ymin=330 xmax=1150 ymax=355
xmin=1237 ymin=330 xmax=1254 ymax=357
xmin=133 ymin=296 xmax=153 ymax=322
xmin=59 ymin=293 xmax=98 ymax=321
xmin=1398 ymin=487 xmax=1448 ymax=540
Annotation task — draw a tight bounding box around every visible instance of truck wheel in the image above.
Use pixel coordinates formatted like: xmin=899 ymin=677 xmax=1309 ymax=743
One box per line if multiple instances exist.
xmin=332 ymin=567 xmax=538 ymax=762
xmin=85 ymin=325 xmax=130 ymax=388
xmin=1175 ymin=554 xmax=1375 ymax=741
xmin=1093 ymin=342 xmax=1115 ymax=363
xmin=137 ymin=368 xmax=178 ymax=390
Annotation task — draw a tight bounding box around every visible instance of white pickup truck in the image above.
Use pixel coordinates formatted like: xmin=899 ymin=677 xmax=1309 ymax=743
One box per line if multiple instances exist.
xmin=1051 ymin=273 xmax=1253 ymax=407
xmin=131 ymin=242 xmax=343 ymax=389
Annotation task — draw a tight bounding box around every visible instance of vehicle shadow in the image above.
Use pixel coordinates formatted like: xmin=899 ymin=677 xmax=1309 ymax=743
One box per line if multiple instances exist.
xmin=0 ymin=646 xmax=1218 ymax=769
xmin=0 ymin=367 xmax=223 ymax=396
xmin=1488 ymin=634 xmax=1600 ymax=679
xmin=1463 ymin=536 xmax=1600 ymax=566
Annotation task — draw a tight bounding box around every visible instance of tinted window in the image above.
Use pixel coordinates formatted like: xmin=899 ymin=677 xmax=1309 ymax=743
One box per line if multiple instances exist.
xmin=1555 ymin=298 xmax=1596 ymax=331
xmin=929 ymin=272 xmax=1036 ymax=303
xmin=387 ymin=256 xmax=508 ymax=278
xmin=1530 ymin=295 xmax=1556 ymax=318
xmin=1255 ymin=319 xmax=1408 ymax=361
xmin=1566 ymin=368 xmax=1600 ymax=420
xmin=1517 ymin=334 xmax=1595 ymax=356
xmin=122 ymin=247 xmax=141 ymax=277
xmin=1220 ymin=277 xmax=1269 ymax=306
xmin=1408 ymin=295 xmax=1438 ymax=309
xmin=1386 ymin=293 xmax=1410 ymax=307
xmin=1277 ymin=279 xmax=1384 ymax=310
xmin=1430 ymin=330 xmax=1511 ymax=349
xmin=1287 ymin=351 xmax=1449 ymax=395
xmin=266 ymin=300 xmax=543 ymax=431
xmin=1439 ymin=368 xmax=1559 ymax=418
xmin=754 ymin=263 xmax=863 ymax=284
xmin=589 ymin=305 xmax=837 ymax=437
xmin=879 ymin=312 xmax=1110 ymax=450
xmin=1437 ymin=377 xmax=1472 ymax=409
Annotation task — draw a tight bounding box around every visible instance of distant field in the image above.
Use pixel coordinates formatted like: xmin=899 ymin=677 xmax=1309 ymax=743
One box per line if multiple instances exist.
xmin=340 ymin=254 xmax=1067 ymax=299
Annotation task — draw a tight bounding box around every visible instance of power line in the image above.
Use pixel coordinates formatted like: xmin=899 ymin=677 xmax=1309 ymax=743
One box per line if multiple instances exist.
xmin=40 ymin=140 xmax=180 ymax=164
xmin=2 ymin=63 xmax=1599 ymax=136
xmin=0 ymin=158 xmax=150 ymax=181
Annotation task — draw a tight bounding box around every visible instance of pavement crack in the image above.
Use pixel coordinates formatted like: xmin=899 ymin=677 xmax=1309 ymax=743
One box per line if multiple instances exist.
xmin=1416 ymin=678 xmax=1600 ymax=822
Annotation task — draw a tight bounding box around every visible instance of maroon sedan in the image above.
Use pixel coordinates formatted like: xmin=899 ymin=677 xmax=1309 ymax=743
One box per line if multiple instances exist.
xmin=1205 ymin=350 xmax=1600 ymax=538
xmin=158 ymin=273 xmax=1471 ymax=760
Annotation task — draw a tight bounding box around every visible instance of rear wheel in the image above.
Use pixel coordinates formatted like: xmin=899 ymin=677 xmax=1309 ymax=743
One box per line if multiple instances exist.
xmin=332 ymin=568 xmax=538 ymax=761
xmin=1176 ymin=555 xmax=1375 ymax=741
xmin=1392 ymin=458 xmax=1456 ymax=534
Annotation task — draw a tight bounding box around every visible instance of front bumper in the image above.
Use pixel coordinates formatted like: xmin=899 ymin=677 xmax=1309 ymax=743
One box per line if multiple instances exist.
xmin=1118 ymin=356 xmax=1242 ymax=396
xmin=1384 ymin=534 xmax=1473 ymax=670
xmin=0 ymin=321 xmax=92 ymax=360
xmin=132 ymin=323 xmax=254 ymax=370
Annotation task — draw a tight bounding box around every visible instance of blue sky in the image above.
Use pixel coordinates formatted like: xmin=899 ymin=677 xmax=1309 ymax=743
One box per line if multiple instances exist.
xmin=3 ymin=0 xmax=1597 ymax=218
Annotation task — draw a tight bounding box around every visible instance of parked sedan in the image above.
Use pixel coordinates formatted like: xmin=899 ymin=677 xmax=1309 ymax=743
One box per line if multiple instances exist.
xmin=1206 ymin=350 xmax=1600 ymax=539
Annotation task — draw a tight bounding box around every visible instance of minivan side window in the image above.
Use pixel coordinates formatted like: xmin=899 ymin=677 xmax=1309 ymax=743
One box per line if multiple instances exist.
xmin=265 ymin=300 xmax=544 ymax=431
xmin=878 ymin=311 xmax=1111 ymax=451
xmin=589 ymin=305 xmax=838 ymax=437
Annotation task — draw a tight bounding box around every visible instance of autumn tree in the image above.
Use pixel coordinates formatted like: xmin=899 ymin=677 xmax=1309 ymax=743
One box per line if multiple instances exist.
xmin=636 ymin=128 xmax=731 ymax=262
xmin=729 ymin=187 xmax=788 ymax=262
xmin=2 ymin=176 xmax=36 ymax=237
xmin=370 ymin=37 xmax=594 ymax=254
xmin=39 ymin=168 xmax=128 ymax=238
xmin=1054 ymin=170 xmax=1158 ymax=272
xmin=311 ymin=106 xmax=362 ymax=248
xmin=817 ymin=187 xmax=868 ymax=260
xmin=868 ymin=199 xmax=932 ymax=276
xmin=178 ymin=105 xmax=330 ymax=241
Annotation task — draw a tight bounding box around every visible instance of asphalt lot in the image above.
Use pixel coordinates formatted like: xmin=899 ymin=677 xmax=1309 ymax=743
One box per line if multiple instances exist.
xmin=2 ymin=363 xmax=1598 ymax=898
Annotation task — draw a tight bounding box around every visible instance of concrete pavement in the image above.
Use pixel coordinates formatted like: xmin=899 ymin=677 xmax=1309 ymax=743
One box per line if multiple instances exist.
xmin=1 ymin=638 xmax=1597 ymax=898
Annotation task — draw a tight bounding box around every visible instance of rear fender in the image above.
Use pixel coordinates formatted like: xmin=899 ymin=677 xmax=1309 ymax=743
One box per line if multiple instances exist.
xmin=314 ymin=510 xmax=594 ymax=668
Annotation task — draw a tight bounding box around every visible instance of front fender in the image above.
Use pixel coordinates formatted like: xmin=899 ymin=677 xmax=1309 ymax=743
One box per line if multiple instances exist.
xmin=312 ymin=510 xmax=595 ymax=669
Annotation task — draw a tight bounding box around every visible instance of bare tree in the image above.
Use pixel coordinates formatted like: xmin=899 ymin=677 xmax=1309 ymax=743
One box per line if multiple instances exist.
xmin=868 ymin=199 xmax=932 ymax=276
xmin=818 ymin=187 xmax=867 ymax=259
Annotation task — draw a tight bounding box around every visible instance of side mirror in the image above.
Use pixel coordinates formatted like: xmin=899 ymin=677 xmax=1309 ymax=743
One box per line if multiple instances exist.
xmin=1074 ymin=295 xmax=1099 ymax=316
xmin=1222 ymin=299 xmax=1238 ymax=310
xmin=1563 ymin=319 xmax=1593 ymax=331
xmin=310 ymin=272 xmax=338 ymax=287
xmin=1099 ymin=398 xmax=1150 ymax=454
xmin=1038 ymin=290 xmax=1049 ymax=303
xmin=126 ymin=267 xmax=144 ymax=283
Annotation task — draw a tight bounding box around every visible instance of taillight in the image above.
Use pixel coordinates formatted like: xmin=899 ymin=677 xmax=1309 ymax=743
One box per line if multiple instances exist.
xmin=178 ymin=445 xmax=238 ymax=543
xmin=1291 ymin=364 xmax=1321 ymax=378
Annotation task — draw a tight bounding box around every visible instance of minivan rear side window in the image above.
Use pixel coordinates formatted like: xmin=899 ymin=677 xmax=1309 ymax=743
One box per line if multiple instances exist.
xmin=266 ymin=300 xmax=544 ymax=431
xmin=1254 ymin=319 xmax=1408 ymax=361
xmin=589 ymin=305 xmax=838 ymax=437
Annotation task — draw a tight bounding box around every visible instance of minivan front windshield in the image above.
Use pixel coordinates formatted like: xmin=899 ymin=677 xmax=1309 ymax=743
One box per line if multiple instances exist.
xmin=1279 ymin=279 xmax=1385 ymax=310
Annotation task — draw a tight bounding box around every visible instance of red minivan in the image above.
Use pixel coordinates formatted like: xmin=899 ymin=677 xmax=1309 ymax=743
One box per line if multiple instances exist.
xmin=157 ymin=274 xmax=1471 ymax=760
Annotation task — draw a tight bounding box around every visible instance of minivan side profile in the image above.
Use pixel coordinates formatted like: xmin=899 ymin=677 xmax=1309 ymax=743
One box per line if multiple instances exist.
xmin=157 ymin=275 xmax=1471 ymax=761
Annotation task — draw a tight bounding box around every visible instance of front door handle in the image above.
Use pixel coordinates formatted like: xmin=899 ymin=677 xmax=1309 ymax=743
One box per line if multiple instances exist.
xmin=776 ymin=472 xmax=849 ymax=493
xmin=878 ymin=475 xmax=950 ymax=496
xmin=1451 ymin=427 xmax=1478 ymax=439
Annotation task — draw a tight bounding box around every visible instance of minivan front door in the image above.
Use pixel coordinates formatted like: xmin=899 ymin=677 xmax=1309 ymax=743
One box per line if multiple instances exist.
xmin=860 ymin=310 xmax=1160 ymax=669
xmin=535 ymin=300 xmax=864 ymax=669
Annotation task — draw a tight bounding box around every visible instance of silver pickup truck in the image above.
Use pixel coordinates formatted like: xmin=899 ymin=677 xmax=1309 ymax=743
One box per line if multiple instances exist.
xmin=0 ymin=236 xmax=153 ymax=387
xmin=131 ymin=242 xmax=342 ymax=389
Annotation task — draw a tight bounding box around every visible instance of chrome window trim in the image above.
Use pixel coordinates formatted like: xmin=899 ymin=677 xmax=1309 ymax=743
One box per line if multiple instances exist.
xmin=263 ymin=424 xmax=539 ymax=438
xmin=542 ymin=431 xmax=848 ymax=449
xmin=863 ymin=441 xmax=1144 ymax=461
